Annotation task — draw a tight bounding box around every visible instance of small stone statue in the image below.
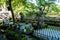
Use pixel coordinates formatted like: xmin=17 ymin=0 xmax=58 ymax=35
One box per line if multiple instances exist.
xmin=37 ymin=7 xmax=45 ymax=29
xmin=3 ymin=17 xmax=9 ymax=25
xmin=39 ymin=7 xmax=45 ymax=28
xmin=19 ymin=12 xmax=24 ymax=22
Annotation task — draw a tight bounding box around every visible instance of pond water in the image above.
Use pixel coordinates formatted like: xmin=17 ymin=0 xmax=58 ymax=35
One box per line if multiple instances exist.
xmin=33 ymin=29 xmax=60 ymax=40
xmin=0 ymin=34 xmax=3 ymax=40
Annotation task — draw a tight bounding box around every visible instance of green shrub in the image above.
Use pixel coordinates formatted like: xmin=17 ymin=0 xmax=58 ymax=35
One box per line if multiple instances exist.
xmin=42 ymin=24 xmax=48 ymax=28
xmin=22 ymin=37 xmax=27 ymax=40
xmin=0 ymin=23 xmax=3 ymax=27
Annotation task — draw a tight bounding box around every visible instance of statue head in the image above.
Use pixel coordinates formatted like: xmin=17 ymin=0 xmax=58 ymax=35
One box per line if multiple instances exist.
xmin=19 ymin=12 xmax=23 ymax=15
xmin=39 ymin=6 xmax=42 ymax=11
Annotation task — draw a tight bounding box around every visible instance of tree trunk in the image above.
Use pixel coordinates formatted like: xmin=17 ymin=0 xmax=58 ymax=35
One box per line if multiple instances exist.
xmin=47 ymin=5 xmax=50 ymax=13
xmin=8 ymin=0 xmax=15 ymax=24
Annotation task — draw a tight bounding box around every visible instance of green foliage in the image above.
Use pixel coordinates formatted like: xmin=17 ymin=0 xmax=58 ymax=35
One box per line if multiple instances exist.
xmin=51 ymin=4 xmax=60 ymax=12
xmin=36 ymin=0 xmax=45 ymax=6
xmin=0 ymin=23 xmax=3 ymax=27
xmin=5 ymin=30 xmax=21 ymax=40
xmin=0 ymin=0 xmax=6 ymax=3
xmin=22 ymin=37 xmax=27 ymax=40
xmin=0 ymin=0 xmax=60 ymax=15
xmin=36 ymin=0 xmax=60 ymax=14
xmin=42 ymin=24 xmax=48 ymax=28
xmin=11 ymin=0 xmax=38 ymax=15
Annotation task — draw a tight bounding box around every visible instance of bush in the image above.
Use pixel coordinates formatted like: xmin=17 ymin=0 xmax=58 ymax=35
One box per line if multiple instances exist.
xmin=42 ymin=24 xmax=48 ymax=28
xmin=0 ymin=23 xmax=3 ymax=27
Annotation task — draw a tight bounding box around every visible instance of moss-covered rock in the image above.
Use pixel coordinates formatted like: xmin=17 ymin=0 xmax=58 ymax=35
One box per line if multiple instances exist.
xmin=42 ymin=24 xmax=48 ymax=28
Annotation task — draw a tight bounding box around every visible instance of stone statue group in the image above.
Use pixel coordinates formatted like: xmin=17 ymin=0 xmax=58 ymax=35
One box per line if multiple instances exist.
xmin=2 ymin=6 xmax=45 ymax=29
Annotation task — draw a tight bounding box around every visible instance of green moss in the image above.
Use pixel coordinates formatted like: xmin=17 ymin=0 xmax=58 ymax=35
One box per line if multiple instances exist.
xmin=0 ymin=23 xmax=3 ymax=27
xmin=22 ymin=37 xmax=27 ymax=40
xmin=42 ymin=24 xmax=48 ymax=28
